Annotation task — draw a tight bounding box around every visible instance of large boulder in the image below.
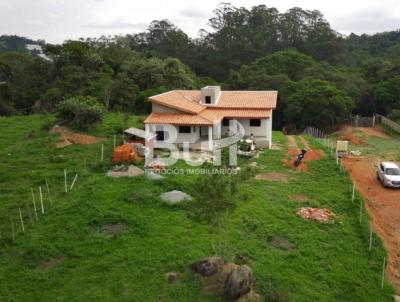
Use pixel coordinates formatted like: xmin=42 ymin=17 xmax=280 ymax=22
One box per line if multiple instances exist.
xmin=224 ymin=265 xmax=253 ymax=300
xmin=190 ymin=257 xmax=224 ymax=277
xmin=160 ymin=190 xmax=192 ymax=205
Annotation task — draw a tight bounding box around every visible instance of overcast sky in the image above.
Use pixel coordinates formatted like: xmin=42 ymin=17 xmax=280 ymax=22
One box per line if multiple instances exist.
xmin=1 ymin=0 xmax=400 ymax=43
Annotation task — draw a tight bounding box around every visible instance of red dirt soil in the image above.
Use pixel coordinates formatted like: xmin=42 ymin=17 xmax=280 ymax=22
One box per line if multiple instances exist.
xmin=50 ymin=125 xmax=103 ymax=148
xmin=285 ymin=136 xmax=325 ymax=172
xmin=343 ymin=155 xmax=400 ymax=293
xmin=358 ymin=125 xmax=389 ymax=138
xmin=337 ymin=126 xmax=366 ymax=145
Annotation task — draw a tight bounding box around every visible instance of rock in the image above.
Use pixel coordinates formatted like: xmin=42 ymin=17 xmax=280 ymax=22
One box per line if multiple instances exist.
xmin=146 ymin=171 xmax=164 ymax=181
xmin=224 ymin=265 xmax=253 ymax=300
xmin=106 ymin=165 xmax=144 ymax=177
xmin=166 ymin=272 xmax=179 ymax=283
xmin=190 ymin=256 xmax=224 ymax=277
xmin=249 ymin=162 xmax=257 ymax=168
xmin=160 ymin=190 xmax=193 ymax=204
xmin=394 ymin=296 xmax=400 ymax=302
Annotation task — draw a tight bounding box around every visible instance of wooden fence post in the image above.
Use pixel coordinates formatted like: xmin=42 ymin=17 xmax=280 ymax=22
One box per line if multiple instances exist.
xmin=31 ymin=188 xmax=38 ymax=220
xmin=45 ymin=178 xmax=53 ymax=206
xmin=382 ymin=257 xmax=386 ymax=289
xmin=101 ymin=144 xmax=104 ymax=161
xmin=19 ymin=208 xmax=25 ymax=233
xmin=70 ymin=174 xmax=78 ymax=190
xmin=39 ymin=186 xmax=44 ymax=214
xmin=64 ymin=169 xmax=68 ymax=193
xmin=352 ymin=184 xmax=355 ymax=203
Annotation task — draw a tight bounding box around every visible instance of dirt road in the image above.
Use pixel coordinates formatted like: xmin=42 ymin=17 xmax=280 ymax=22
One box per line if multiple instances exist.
xmin=343 ymin=156 xmax=400 ymax=292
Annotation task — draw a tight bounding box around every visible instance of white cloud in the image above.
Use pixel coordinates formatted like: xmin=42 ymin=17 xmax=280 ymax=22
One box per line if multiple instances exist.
xmin=0 ymin=0 xmax=400 ymax=43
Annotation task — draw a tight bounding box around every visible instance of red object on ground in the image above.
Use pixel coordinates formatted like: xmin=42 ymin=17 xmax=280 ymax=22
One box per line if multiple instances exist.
xmin=112 ymin=144 xmax=142 ymax=164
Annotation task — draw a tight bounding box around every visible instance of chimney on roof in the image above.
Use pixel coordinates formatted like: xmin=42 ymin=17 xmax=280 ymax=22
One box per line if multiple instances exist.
xmin=201 ymin=86 xmax=220 ymax=106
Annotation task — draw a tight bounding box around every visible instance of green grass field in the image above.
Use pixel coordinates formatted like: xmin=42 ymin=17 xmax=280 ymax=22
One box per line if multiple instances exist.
xmin=0 ymin=114 xmax=394 ymax=301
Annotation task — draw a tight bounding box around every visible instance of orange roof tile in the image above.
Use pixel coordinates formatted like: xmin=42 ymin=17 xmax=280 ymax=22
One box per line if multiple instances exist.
xmin=209 ymin=109 xmax=272 ymax=119
xmin=149 ymin=91 xmax=204 ymax=114
xmin=144 ymin=112 xmax=213 ymax=126
xmin=149 ymin=90 xmax=277 ymax=112
xmin=217 ymin=91 xmax=277 ymax=109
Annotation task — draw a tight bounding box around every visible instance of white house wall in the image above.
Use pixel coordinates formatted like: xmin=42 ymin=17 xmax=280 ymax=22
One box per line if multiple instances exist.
xmin=146 ymin=124 xmax=200 ymax=144
xmin=152 ymin=103 xmax=182 ymax=114
xmin=221 ymin=119 xmax=266 ymax=137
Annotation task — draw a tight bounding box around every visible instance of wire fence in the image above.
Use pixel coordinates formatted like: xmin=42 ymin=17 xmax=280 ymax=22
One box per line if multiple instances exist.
xmin=376 ymin=114 xmax=400 ymax=133
xmin=0 ymin=136 xmax=119 ymax=246
xmin=303 ymin=126 xmax=387 ymax=290
xmin=351 ymin=115 xmax=375 ymax=128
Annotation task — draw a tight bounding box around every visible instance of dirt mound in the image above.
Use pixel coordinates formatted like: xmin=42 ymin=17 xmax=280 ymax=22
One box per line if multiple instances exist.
xmin=50 ymin=125 xmax=103 ymax=148
xmin=343 ymin=155 xmax=400 ymax=292
xmin=268 ymin=236 xmax=295 ymax=251
xmin=37 ymin=256 xmax=65 ymax=271
xmin=358 ymin=125 xmax=389 ymax=138
xmin=101 ymin=223 xmax=128 ymax=235
xmin=343 ymin=135 xmax=365 ymax=145
xmin=297 ymin=207 xmax=335 ymax=223
xmin=289 ymin=195 xmax=309 ymax=202
xmin=336 ymin=126 xmax=367 ymax=145
xmin=286 ymin=148 xmax=325 ymax=172
xmin=255 ymin=173 xmax=288 ymax=182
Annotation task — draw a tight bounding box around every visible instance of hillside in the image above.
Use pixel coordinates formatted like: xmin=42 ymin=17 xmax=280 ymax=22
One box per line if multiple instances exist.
xmin=0 ymin=114 xmax=394 ymax=301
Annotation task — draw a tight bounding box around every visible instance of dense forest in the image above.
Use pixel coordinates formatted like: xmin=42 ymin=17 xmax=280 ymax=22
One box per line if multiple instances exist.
xmin=1 ymin=3 xmax=400 ymax=130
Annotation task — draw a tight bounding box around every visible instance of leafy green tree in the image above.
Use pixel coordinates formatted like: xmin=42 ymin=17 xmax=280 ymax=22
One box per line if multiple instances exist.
xmin=285 ymin=79 xmax=354 ymax=130
xmin=191 ymin=172 xmax=237 ymax=255
xmin=56 ymin=96 xmax=104 ymax=130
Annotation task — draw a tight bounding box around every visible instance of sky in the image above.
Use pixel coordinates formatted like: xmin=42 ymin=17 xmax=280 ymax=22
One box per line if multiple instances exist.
xmin=1 ymin=0 xmax=400 ymax=43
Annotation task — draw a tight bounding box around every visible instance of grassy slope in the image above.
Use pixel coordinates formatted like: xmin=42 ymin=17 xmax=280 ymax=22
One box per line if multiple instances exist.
xmin=0 ymin=114 xmax=394 ymax=301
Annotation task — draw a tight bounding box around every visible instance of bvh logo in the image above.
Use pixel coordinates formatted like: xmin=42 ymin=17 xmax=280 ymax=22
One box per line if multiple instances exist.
xmin=145 ymin=120 xmax=245 ymax=167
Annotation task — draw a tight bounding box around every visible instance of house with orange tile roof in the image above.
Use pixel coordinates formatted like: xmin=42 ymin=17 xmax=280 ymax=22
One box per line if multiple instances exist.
xmin=144 ymin=86 xmax=278 ymax=149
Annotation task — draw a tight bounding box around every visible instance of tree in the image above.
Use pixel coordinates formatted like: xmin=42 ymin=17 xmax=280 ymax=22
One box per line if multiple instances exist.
xmin=190 ymin=169 xmax=240 ymax=255
xmin=285 ymin=79 xmax=354 ymax=130
xmin=56 ymin=96 xmax=104 ymax=130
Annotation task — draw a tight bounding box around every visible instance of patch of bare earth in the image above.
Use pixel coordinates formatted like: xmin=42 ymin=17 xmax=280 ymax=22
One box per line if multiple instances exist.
xmin=101 ymin=223 xmax=128 ymax=235
xmin=289 ymin=195 xmax=309 ymax=202
xmin=337 ymin=125 xmax=366 ymax=145
xmin=37 ymin=256 xmax=65 ymax=271
xmin=358 ymin=125 xmax=389 ymax=138
xmin=50 ymin=125 xmax=103 ymax=148
xmin=285 ymin=136 xmax=325 ymax=172
xmin=255 ymin=173 xmax=288 ymax=182
xmin=343 ymin=155 xmax=400 ymax=293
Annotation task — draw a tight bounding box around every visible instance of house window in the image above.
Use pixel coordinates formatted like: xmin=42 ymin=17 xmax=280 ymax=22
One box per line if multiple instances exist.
xmin=179 ymin=126 xmax=191 ymax=133
xmin=250 ymin=119 xmax=261 ymax=127
xmin=156 ymin=131 xmax=165 ymax=141
xmin=205 ymin=96 xmax=211 ymax=104
xmin=222 ymin=118 xmax=231 ymax=127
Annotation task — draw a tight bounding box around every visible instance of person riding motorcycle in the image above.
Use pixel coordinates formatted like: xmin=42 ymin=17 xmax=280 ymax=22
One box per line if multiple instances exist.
xmin=294 ymin=149 xmax=307 ymax=167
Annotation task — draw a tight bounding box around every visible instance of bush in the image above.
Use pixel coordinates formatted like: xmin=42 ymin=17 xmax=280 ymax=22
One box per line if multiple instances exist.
xmin=56 ymin=96 xmax=104 ymax=130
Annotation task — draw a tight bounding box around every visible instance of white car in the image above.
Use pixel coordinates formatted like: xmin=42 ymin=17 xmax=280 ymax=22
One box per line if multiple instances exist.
xmin=377 ymin=162 xmax=400 ymax=188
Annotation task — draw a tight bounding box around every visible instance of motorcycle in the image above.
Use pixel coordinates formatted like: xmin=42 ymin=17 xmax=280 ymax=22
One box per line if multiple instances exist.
xmin=294 ymin=149 xmax=307 ymax=167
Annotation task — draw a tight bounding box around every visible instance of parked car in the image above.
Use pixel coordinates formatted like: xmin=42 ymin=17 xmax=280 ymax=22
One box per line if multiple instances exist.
xmin=377 ymin=162 xmax=400 ymax=188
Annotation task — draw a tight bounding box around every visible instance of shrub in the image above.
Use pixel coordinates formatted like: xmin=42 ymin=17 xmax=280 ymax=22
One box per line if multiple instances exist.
xmin=56 ymin=96 xmax=104 ymax=130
